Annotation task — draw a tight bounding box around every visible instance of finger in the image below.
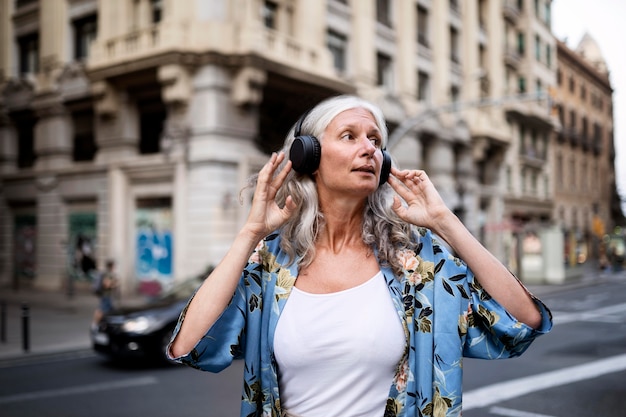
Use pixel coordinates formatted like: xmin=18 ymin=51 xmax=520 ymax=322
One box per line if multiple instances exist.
xmin=257 ymin=153 xmax=278 ymax=186
xmin=271 ymin=153 xmax=292 ymax=190
xmin=388 ymin=174 xmax=416 ymax=203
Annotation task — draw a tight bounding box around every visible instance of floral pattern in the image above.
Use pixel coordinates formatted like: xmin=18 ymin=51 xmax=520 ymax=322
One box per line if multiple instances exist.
xmin=170 ymin=229 xmax=552 ymax=417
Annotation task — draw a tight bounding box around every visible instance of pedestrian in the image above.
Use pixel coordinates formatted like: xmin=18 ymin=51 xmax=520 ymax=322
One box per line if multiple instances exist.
xmin=92 ymin=259 xmax=118 ymax=328
xmin=168 ymin=95 xmax=552 ymax=417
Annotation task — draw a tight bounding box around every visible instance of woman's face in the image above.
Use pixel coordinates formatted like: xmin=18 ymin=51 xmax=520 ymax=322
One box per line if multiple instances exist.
xmin=314 ymin=107 xmax=384 ymax=197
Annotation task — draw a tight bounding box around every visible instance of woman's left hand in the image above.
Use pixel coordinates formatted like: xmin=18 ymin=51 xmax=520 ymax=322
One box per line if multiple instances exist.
xmin=387 ymin=167 xmax=451 ymax=230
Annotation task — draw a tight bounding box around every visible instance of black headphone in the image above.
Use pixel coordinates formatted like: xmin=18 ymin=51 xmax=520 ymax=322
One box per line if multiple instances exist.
xmin=289 ymin=109 xmax=392 ymax=187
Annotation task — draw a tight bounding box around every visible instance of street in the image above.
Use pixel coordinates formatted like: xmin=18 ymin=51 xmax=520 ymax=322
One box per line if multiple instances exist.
xmin=0 ymin=272 xmax=625 ymax=417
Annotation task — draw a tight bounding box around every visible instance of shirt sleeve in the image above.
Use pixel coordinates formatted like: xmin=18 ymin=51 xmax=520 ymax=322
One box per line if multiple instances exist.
xmin=463 ymin=267 xmax=553 ymax=359
xmin=166 ymin=263 xmax=260 ymax=372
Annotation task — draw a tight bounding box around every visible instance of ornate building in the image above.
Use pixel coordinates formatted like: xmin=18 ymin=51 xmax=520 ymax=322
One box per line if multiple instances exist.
xmin=0 ymin=0 xmax=616 ymax=294
xmin=553 ymin=35 xmax=616 ymax=268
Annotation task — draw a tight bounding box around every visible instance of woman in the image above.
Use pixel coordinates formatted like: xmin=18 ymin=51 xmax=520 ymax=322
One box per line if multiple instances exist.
xmin=169 ymin=95 xmax=552 ymax=417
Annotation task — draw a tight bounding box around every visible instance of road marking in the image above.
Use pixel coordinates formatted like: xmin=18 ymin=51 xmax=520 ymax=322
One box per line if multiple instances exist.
xmin=464 ymin=353 xmax=626 ymax=410
xmin=0 ymin=376 xmax=158 ymax=404
xmin=553 ymin=301 xmax=626 ymax=324
xmin=489 ymin=406 xmax=557 ymax=417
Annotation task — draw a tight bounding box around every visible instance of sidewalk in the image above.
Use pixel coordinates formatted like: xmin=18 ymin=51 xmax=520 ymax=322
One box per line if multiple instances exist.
xmin=0 ymin=287 xmax=98 ymax=360
xmin=0 ymin=265 xmax=622 ymax=363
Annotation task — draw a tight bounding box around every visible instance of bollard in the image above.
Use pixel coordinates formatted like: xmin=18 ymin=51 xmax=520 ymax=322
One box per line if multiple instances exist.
xmin=0 ymin=300 xmax=5 ymax=343
xmin=21 ymin=303 xmax=30 ymax=353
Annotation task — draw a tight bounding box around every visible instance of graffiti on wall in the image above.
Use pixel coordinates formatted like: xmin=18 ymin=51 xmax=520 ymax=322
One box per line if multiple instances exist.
xmin=135 ymin=206 xmax=173 ymax=296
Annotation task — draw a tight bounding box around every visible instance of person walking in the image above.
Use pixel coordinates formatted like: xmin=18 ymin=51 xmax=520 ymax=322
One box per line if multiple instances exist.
xmin=168 ymin=95 xmax=552 ymax=417
xmin=92 ymin=259 xmax=118 ymax=328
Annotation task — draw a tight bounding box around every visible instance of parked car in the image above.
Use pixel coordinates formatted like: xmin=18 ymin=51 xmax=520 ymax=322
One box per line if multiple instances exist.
xmin=91 ymin=274 xmax=205 ymax=363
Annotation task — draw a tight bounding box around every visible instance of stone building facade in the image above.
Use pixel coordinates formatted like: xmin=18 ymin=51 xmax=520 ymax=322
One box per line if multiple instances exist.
xmin=553 ymin=36 xmax=616 ymax=268
xmin=0 ymin=0 xmax=617 ymax=294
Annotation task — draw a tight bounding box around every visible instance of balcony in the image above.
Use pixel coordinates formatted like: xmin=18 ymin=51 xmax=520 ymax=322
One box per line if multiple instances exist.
xmin=504 ymin=48 xmax=521 ymax=70
xmin=502 ymin=0 xmax=521 ymax=24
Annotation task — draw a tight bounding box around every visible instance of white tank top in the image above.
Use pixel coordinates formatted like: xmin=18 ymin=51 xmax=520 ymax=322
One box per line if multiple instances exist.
xmin=274 ymin=271 xmax=405 ymax=417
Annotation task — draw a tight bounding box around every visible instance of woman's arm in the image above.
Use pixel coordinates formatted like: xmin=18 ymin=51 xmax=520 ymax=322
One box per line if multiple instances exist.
xmin=169 ymin=153 xmax=295 ymax=358
xmin=387 ymin=168 xmax=543 ymax=329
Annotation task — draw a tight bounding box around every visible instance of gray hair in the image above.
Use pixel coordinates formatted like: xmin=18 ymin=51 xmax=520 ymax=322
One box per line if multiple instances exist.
xmin=253 ymin=95 xmax=417 ymax=276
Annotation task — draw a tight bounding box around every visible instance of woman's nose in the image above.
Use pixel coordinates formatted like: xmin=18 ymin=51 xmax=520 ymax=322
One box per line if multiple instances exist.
xmin=360 ymin=135 xmax=377 ymax=155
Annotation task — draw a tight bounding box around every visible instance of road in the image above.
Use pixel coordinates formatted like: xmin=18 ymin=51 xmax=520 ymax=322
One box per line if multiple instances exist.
xmin=463 ymin=272 xmax=626 ymax=417
xmin=0 ymin=272 xmax=624 ymax=417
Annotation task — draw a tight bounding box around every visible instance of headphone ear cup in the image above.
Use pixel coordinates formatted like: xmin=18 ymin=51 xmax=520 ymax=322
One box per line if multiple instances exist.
xmin=289 ymin=135 xmax=321 ymax=174
xmin=379 ymin=150 xmax=392 ymax=187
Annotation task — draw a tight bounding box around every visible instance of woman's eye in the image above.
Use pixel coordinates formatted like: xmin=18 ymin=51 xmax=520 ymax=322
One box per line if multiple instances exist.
xmin=369 ymin=137 xmax=382 ymax=147
xmin=341 ymin=133 xmax=354 ymax=140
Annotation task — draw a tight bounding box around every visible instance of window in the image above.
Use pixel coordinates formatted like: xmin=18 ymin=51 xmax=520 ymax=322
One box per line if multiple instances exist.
xmin=151 ymin=0 xmax=163 ymax=24
xmin=72 ymin=109 xmax=96 ymax=162
xmin=376 ymin=0 xmax=392 ymax=27
xmin=569 ymin=76 xmax=575 ymax=93
xmin=15 ymin=0 xmax=36 ymax=8
xmin=450 ymin=85 xmax=460 ymax=103
xmin=262 ymin=1 xmax=278 ymax=29
xmin=478 ymin=0 xmax=486 ymax=28
xmin=569 ymin=110 xmax=576 ymax=130
xmin=535 ymin=34 xmax=541 ymax=61
xmin=417 ymin=5 xmax=429 ymax=47
xmin=546 ymin=45 xmax=551 ymax=68
xmin=376 ymin=52 xmax=393 ymax=88
xmin=517 ymin=32 xmax=525 ymax=55
xmin=417 ymin=71 xmax=430 ymax=102
xmin=13 ymin=110 xmax=37 ymax=168
xmin=327 ymin=30 xmax=347 ymax=73
xmin=544 ymin=1 xmax=551 ymax=26
xmin=138 ymin=99 xmax=166 ymax=154
xmin=73 ymin=15 xmax=97 ymax=61
xmin=450 ymin=27 xmax=460 ymax=63
xmin=580 ymin=84 xmax=586 ymax=100
xmin=518 ymin=76 xmax=526 ymax=94
xmin=534 ymin=0 xmax=540 ymax=17
xmin=17 ymin=33 xmax=39 ymax=75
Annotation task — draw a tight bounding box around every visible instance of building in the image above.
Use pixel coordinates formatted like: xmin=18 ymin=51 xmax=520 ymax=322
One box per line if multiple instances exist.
xmin=0 ymin=0 xmax=616 ymax=295
xmin=553 ymin=35 xmax=616 ymax=268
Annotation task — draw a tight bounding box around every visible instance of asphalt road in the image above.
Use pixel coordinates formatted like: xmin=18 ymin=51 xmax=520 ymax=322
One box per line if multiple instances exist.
xmin=1 ymin=272 xmax=624 ymax=417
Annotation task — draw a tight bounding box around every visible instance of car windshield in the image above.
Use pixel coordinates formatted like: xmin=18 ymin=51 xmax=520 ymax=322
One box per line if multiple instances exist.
xmin=154 ymin=277 xmax=204 ymax=303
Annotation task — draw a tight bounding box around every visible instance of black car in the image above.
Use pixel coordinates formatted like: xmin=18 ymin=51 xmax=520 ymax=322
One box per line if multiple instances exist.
xmin=91 ymin=275 xmax=204 ymax=363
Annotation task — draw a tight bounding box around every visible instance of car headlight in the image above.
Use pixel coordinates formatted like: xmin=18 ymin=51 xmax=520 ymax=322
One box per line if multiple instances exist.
xmin=122 ymin=316 xmax=160 ymax=334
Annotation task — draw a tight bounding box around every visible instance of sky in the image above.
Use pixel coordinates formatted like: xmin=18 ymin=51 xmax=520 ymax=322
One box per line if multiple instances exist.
xmin=551 ymin=0 xmax=626 ymax=215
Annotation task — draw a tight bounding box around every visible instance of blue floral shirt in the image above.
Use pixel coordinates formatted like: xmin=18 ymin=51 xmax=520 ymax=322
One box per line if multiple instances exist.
xmin=170 ymin=229 xmax=552 ymax=417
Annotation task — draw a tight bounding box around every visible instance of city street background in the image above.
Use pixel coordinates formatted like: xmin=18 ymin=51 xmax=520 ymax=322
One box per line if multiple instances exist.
xmin=1 ymin=266 xmax=625 ymax=417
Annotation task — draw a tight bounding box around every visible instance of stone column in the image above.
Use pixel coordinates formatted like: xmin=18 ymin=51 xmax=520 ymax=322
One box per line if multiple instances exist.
xmin=351 ymin=1 xmax=376 ymax=88
xmin=425 ymin=138 xmax=456 ymax=210
xmin=184 ymin=64 xmax=262 ymax=275
xmin=38 ymin=0 xmax=67 ymax=92
xmin=32 ymin=96 xmax=73 ymax=170
xmin=34 ymin=176 xmax=65 ymax=290
xmin=393 ymin=130 xmax=422 ymax=171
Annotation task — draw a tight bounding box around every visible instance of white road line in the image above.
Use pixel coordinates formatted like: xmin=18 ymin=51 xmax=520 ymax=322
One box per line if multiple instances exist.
xmin=553 ymin=301 xmax=626 ymax=324
xmin=464 ymin=353 xmax=626 ymax=410
xmin=0 ymin=376 xmax=158 ymax=404
xmin=489 ymin=406 xmax=558 ymax=417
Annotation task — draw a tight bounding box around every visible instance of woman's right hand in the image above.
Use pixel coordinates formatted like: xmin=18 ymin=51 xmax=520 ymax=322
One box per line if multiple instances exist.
xmin=243 ymin=152 xmax=296 ymax=239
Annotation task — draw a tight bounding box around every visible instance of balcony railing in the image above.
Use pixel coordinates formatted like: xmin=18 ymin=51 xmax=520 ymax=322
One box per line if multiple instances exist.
xmin=502 ymin=1 xmax=521 ymax=24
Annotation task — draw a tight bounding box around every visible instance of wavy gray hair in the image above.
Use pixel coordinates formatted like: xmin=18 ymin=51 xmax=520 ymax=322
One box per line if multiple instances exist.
xmin=251 ymin=95 xmax=418 ymax=276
